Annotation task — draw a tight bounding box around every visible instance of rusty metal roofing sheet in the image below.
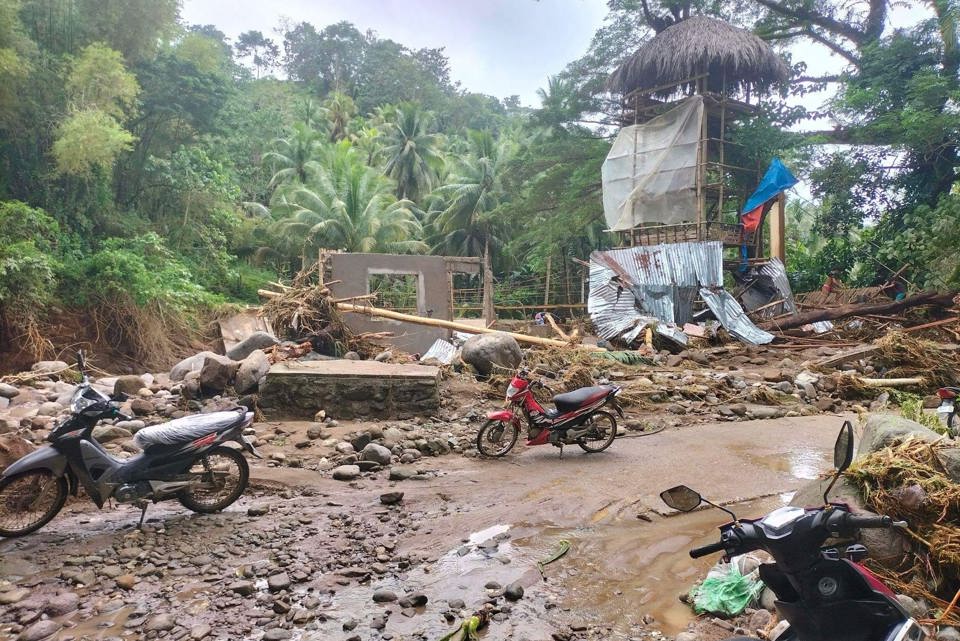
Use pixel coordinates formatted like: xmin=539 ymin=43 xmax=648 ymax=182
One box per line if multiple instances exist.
xmin=699 ymin=288 xmax=774 ymax=345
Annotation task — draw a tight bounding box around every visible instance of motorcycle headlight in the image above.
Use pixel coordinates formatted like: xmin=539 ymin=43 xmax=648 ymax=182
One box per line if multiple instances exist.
xmin=71 ymin=394 xmax=97 ymax=414
xmin=505 ymin=383 xmax=520 ymax=401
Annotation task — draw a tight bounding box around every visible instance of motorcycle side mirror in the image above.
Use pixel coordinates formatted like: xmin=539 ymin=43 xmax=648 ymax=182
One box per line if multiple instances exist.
xmin=660 ymin=485 xmax=702 ymax=512
xmin=824 ymin=420 xmax=855 ymax=504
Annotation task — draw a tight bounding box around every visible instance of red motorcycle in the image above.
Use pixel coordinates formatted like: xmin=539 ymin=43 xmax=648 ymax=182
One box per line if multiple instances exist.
xmin=476 ymin=368 xmax=623 ymax=457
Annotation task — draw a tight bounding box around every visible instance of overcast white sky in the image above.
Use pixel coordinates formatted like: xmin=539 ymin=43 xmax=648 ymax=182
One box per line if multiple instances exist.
xmin=180 ymin=0 xmax=609 ymax=106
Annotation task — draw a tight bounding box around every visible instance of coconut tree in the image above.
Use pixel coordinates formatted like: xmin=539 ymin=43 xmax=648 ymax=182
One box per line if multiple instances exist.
xmin=321 ymin=91 xmax=356 ymax=142
xmin=261 ymin=122 xmax=324 ymax=187
xmin=271 ymin=144 xmax=427 ymax=256
xmin=382 ymin=102 xmax=443 ymax=202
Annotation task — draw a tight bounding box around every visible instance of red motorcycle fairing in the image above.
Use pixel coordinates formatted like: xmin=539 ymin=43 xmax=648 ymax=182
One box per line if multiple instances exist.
xmin=486 ymin=409 xmax=516 ymax=422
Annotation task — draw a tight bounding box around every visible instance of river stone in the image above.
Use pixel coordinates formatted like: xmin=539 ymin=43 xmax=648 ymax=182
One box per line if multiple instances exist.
xmin=229 ymin=580 xmax=255 ymax=596
xmin=504 ymin=581 xmax=524 ymax=601
xmin=199 ymin=356 xmax=240 ymax=394
xmin=92 ymin=425 xmax=132 ymax=443
xmin=332 ymin=465 xmax=360 ymax=481
xmin=18 ymin=620 xmax=62 ymax=641
xmin=170 ymin=351 xmax=220 ymax=382
xmin=361 ymin=442 xmax=392 ymax=466
xmin=372 ymin=588 xmax=398 ymax=603
xmin=267 ymin=572 xmax=291 ymax=592
xmin=191 ymin=623 xmax=212 ymax=640
xmin=461 ymin=332 xmax=522 ymax=377
xmin=31 ymin=360 xmax=69 ymax=374
xmin=37 ymin=401 xmax=63 ymax=417
xmin=857 ymin=414 xmax=941 ymax=457
xmin=262 ymin=631 xmax=292 ymax=641
xmin=235 ymin=350 xmax=271 ymax=394
xmin=113 ymin=375 xmax=146 ymax=397
xmin=0 ymin=588 xmax=30 ymax=604
xmin=0 ymin=383 xmax=19 ymax=399
xmin=226 ymin=331 xmax=279 ymax=361
xmin=380 ymin=491 xmax=404 ymax=505
xmin=145 ymin=613 xmax=176 ymax=632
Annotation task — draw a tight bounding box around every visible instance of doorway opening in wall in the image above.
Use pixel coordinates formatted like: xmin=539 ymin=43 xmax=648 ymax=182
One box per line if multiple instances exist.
xmin=368 ymin=272 xmax=420 ymax=315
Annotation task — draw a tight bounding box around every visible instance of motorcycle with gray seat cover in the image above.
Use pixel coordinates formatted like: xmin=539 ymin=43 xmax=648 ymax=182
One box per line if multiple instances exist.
xmin=0 ymin=351 xmax=262 ymax=537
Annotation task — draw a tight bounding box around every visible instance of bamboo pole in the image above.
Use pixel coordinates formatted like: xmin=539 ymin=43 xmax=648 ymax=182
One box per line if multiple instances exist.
xmin=859 ymin=377 xmax=924 ymax=388
xmin=336 ymin=302 xmax=602 ymax=351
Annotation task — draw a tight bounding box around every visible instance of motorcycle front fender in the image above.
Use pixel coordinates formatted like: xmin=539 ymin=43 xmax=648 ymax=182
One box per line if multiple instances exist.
xmin=2 ymin=445 xmax=68 ymax=479
xmin=486 ymin=409 xmax=516 ymax=422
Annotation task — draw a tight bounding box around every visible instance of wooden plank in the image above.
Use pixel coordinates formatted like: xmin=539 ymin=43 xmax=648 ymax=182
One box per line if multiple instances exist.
xmin=815 ymin=345 xmax=882 ymax=368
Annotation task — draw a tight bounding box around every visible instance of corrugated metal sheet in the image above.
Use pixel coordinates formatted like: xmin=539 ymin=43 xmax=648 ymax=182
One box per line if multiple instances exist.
xmin=699 ymin=288 xmax=774 ymax=345
xmin=758 ymin=257 xmax=798 ymax=316
xmin=588 ymin=241 xmax=723 ymax=343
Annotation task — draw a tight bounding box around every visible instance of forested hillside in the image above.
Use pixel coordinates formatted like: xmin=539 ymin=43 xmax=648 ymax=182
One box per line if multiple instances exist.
xmin=0 ymin=0 xmax=956 ymax=366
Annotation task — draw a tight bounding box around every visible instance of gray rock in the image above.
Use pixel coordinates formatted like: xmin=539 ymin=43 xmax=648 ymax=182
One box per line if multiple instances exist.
xmin=937 ymin=627 xmax=960 ymax=641
xmin=332 ymin=465 xmax=361 ymax=481
xmin=398 ymin=592 xmax=427 ymax=608
xmin=191 ymin=623 xmax=212 ymax=640
xmin=226 ymin=331 xmax=279 ymax=361
xmin=361 ymin=442 xmax=393 ymax=466
xmin=170 ymin=351 xmax=220 ymax=382
xmin=375 ymin=350 xmax=392 ymax=362
xmin=760 ymin=586 xmax=777 ymax=611
xmin=199 ymin=356 xmax=240 ymax=394
xmin=18 ymin=620 xmax=62 ymax=641
xmin=0 ymin=383 xmax=19 ymax=399
xmin=262 ymin=630 xmax=292 ymax=641
xmin=373 ymin=588 xmax=398 ymax=603
xmin=115 ymin=419 xmax=146 ymax=433
xmin=896 ymin=594 xmax=925 ymax=619
xmin=504 ymin=581 xmax=524 ymax=601
xmin=380 ymin=492 xmax=404 ymax=505
xmin=130 ymin=398 xmax=153 ymax=416
xmin=145 ymin=613 xmax=176 ymax=632
xmin=92 ymin=425 xmax=132 ymax=443
xmin=389 ymin=466 xmax=417 ymax=481
xmin=344 ymin=351 xmax=360 ymax=360
xmin=675 ymin=634 xmax=698 ymax=641
xmin=267 ymin=572 xmax=291 ymax=592
xmin=235 ymin=350 xmax=271 ymax=394
xmin=306 ymin=423 xmax=325 ymax=440
xmin=113 ymin=375 xmax=146 ymax=397
xmin=747 ymin=405 xmax=782 ymax=420
xmin=229 ymin=580 xmax=256 ymax=596
xmin=461 ymin=332 xmax=522 ymax=377
xmin=36 ymin=401 xmax=63 ymax=417
xmin=31 ymin=360 xmax=69 ymax=374
xmin=858 ymin=414 xmax=941 ymax=457
xmin=43 ymin=591 xmax=79 ymax=616
xmin=0 ymin=588 xmax=30 ymax=604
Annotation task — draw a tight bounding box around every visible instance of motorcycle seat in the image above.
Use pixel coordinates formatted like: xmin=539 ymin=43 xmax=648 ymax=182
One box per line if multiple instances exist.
xmin=552 ymin=386 xmax=613 ymax=414
xmin=133 ymin=410 xmax=244 ymax=450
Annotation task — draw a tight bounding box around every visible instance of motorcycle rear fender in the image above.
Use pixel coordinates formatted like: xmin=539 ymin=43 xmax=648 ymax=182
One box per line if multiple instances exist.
xmin=486 ymin=409 xmax=516 ymax=422
xmin=1 ymin=445 xmax=68 ymax=479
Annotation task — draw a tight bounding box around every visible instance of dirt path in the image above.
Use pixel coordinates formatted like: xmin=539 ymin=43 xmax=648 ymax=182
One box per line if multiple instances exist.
xmin=0 ymin=415 xmax=845 ymax=641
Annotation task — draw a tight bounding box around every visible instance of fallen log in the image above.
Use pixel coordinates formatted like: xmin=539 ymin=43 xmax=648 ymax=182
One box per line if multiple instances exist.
xmin=760 ymin=292 xmax=955 ymax=332
xmin=335 ymin=302 xmax=602 ymax=351
xmin=860 ymin=377 xmax=924 ymax=388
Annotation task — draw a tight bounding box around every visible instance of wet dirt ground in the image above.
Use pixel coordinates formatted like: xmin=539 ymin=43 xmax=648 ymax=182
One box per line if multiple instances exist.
xmin=0 ymin=414 xmax=846 ymax=641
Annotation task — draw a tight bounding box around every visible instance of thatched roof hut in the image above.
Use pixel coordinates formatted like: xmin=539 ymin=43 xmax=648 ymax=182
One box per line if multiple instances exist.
xmin=608 ymin=15 xmax=789 ymax=97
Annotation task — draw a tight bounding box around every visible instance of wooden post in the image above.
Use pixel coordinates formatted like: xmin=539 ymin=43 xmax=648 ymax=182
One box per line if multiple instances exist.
xmin=544 ymin=254 xmax=552 ymax=307
xmin=482 ymin=238 xmax=495 ymax=326
xmin=448 ymin=270 xmax=455 ymax=320
xmin=770 ymin=192 xmax=786 ymax=263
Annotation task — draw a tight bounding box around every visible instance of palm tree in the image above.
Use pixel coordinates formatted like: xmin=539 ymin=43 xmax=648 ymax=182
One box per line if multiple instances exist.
xmin=271 ymin=145 xmax=427 ymax=256
xmin=383 ymin=102 xmax=443 ymax=202
xmin=321 ymin=91 xmax=356 ymax=142
xmin=261 ymin=122 xmax=324 ymax=187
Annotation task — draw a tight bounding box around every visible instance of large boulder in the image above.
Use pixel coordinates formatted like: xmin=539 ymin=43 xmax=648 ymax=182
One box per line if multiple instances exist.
xmin=170 ymin=351 xmax=219 ymax=382
xmin=235 ymin=350 xmax=271 ymax=394
xmin=0 ymin=434 xmax=35 ymax=474
xmin=857 ymin=414 xmax=941 ymax=457
xmin=199 ymin=356 xmax=239 ymax=395
xmin=460 ymin=332 xmax=523 ymax=377
xmin=360 ymin=442 xmax=393 ymax=466
xmin=113 ymin=375 xmax=146 ymax=398
xmin=226 ymin=332 xmax=279 ymax=361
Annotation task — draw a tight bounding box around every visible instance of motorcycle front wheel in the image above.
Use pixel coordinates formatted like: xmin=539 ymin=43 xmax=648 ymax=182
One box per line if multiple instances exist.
xmin=178 ymin=446 xmax=249 ymax=513
xmin=577 ymin=411 xmax=617 ymax=453
xmin=476 ymin=420 xmax=519 ymax=457
xmin=0 ymin=470 xmax=68 ymax=537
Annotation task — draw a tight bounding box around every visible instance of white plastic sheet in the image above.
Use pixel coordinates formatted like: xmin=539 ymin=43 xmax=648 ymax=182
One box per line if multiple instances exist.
xmin=602 ymin=96 xmax=704 ymax=231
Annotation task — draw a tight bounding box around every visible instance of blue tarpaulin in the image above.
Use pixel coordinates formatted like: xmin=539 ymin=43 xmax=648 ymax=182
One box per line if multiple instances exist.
xmin=742 ymin=158 xmax=798 ymax=214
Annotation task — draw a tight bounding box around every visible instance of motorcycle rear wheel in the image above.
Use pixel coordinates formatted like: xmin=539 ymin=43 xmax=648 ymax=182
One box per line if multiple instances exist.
xmin=0 ymin=470 xmax=68 ymax=537
xmin=476 ymin=420 xmax=519 ymax=457
xmin=577 ymin=411 xmax=617 ymax=453
xmin=178 ymin=446 xmax=249 ymax=513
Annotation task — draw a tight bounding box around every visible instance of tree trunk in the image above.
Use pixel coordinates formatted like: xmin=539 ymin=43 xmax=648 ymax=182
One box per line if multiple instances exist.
xmin=759 ymin=291 xmax=955 ymax=331
xmin=482 ymin=237 xmax=495 ymax=326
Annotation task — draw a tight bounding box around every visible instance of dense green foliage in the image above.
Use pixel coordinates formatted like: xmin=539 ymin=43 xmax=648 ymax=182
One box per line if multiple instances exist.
xmin=0 ymin=0 xmax=957 ymax=357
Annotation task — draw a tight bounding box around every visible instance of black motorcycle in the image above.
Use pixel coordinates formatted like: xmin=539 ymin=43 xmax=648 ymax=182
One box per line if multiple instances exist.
xmin=0 ymin=351 xmax=261 ymax=537
xmin=661 ymin=421 xmax=927 ymax=641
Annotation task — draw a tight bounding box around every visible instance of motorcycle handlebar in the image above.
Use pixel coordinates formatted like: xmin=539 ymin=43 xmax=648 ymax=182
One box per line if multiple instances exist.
xmin=845 ymin=514 xmax=893 ymax=529
xmin=689 ymin=540 xmax=727 ymax=558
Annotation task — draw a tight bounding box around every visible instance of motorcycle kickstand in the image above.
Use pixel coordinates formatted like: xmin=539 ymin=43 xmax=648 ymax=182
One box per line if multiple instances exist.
xmin=135 ymin=501 xmax=148 ymax=530
xmin=558 ymin=442 xmax=564 ymax=460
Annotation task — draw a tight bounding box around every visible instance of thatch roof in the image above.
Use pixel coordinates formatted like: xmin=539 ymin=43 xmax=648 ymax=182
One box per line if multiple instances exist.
xmin=608 ymin=15 xmax=790 ymax=97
